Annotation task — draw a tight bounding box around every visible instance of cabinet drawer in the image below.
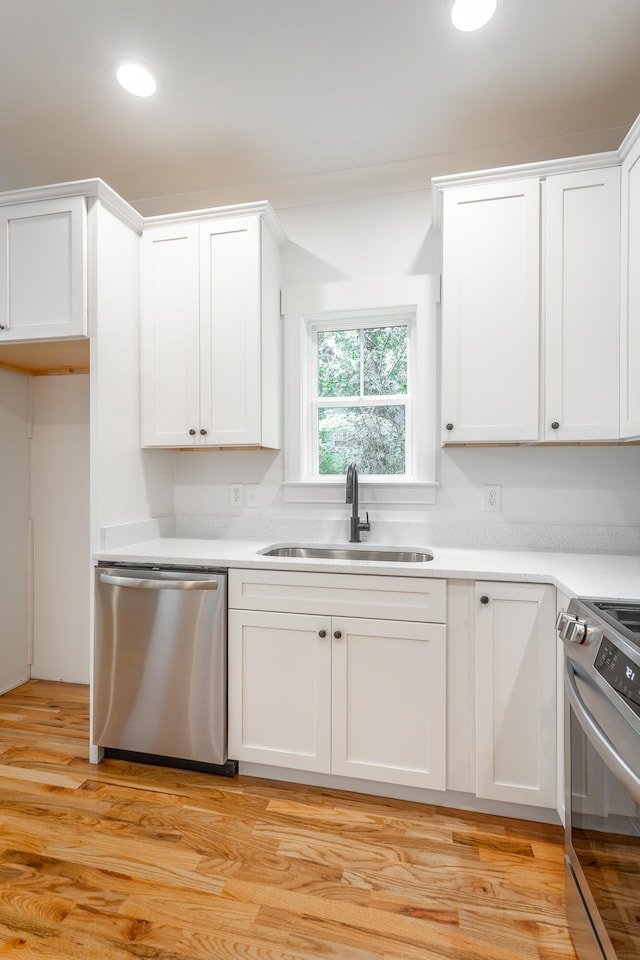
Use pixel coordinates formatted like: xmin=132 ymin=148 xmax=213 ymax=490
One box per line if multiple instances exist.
xmin=229 ymin=569 xmax=446 ymax=622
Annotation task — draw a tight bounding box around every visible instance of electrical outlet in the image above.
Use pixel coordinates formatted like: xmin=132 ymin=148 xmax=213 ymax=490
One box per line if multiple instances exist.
xmin=245 ymin=483 xmax=259 ymax=507
xmin=228 ymin=483 xmax=244 ymax=507
xmin=482 ymin=484 xmax=501 ymax=512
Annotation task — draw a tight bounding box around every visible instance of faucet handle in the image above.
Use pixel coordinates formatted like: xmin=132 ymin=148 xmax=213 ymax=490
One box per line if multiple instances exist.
xmin=361 ymin=511 xmax=371 ymax=532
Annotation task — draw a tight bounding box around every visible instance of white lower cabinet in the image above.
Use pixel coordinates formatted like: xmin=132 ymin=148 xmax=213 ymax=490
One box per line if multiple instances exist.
xmin=331 ymin=616 xmax=446 ymax=787
xmin=474 ymin=581 xmax=557 ymax=808
xmin=229 ymin=570 xmax=558 ymax=812
xmin=228 ymin=609 xmax=332 ymax=773
xmin=228 ymin=570 xmax=447 ymax=790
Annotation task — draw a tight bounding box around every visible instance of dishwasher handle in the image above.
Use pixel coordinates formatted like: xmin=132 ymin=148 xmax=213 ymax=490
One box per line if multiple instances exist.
xmin=99 ymin=572 xmax=219 ymax=591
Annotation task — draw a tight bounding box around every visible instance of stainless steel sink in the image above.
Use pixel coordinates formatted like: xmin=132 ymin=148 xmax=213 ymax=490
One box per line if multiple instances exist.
xmin=259 ymin=544 xmax=434 ymax=563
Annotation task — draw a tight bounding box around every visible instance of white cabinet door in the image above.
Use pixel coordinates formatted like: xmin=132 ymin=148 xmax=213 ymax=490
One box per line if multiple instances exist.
xmin=141 ymin=209 xmax=283 ymax=448
xmin=228 ymin=605 xmax=447 ymax=790
xmin=545 ymin=168 xmax=621 ymax=441
xmin=331 ymin=617 xmax=446 ymax=789
xmin=0 ymin=197 xmax=86 ymax=341
xmin=228 ymin=609 xmax=332 ymax=771
xmin=199 ymin=217 xmax=262 ymax=445
xmin=140 ymin=222 xmax=201 ymax=446
xmin=441 ymin=179 xmax=540 ymax=443
xmin=621 ymin=135 xmax=640 ymax=438
xmin=475 ymin=581 xmax=556 ymax=808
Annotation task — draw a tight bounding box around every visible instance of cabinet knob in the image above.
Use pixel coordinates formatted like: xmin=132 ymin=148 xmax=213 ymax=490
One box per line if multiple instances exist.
xmin=333 ymin=630 xmax=342 ymax=639
xmin=189 ymin=428 xmax=197 ymax=436
xmin=0 ymin=324 xmax=5 ymax=331
xmin=445 ymin=423 xmax=454 ymax=432
xmin=200 ymin=428 xmax=208 ymax=436
xmin=480 ymin=595 xmax=490 ymax=605
xmin=318 ymin=629 xmax=327 ymax=638
xmin=551 ymin=421 xmax=560 ymax=430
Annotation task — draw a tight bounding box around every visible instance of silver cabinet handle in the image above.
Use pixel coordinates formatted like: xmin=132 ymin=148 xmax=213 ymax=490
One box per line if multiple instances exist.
xmin=99 ymin=573 xmax=218 ymax=590
xmin=565 ymin=663 xmax=640 ymax=804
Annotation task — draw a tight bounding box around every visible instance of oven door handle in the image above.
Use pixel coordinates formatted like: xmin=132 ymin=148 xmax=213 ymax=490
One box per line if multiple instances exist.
xmin=566 ymin=664 xmax=640 ymax=805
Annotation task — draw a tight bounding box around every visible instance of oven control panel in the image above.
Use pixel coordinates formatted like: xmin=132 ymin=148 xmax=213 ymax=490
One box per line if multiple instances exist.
xmin=594 ymin=638 xmax=640 ymax=712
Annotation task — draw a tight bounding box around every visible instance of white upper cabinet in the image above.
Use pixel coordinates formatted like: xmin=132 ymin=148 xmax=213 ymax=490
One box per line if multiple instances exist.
xmin=441 ymin=179 xmax=540 ymax=444
xmin=140 ymin=222 xmax=201 ymax=447
xmin=0 ymin=196 xmax=87 ymax=341
xmin=141 ymin=204 xmax=285 ymax=448
xmin=620 ymin=122 xmax=640 ymax=439
xmin=438 ymin=162 xmax=622 ymax=445
xmin=544 ymin=167 xmax=620 ymax=442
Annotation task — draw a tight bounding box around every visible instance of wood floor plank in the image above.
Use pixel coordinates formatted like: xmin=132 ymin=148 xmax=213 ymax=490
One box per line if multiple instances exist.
xmin=0 ymin=681 xmax=577 ymax=960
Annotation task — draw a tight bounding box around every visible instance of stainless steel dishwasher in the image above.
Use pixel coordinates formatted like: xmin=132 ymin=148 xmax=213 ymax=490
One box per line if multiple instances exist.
xmin=94 ymin=563 xmax=236 ymax=776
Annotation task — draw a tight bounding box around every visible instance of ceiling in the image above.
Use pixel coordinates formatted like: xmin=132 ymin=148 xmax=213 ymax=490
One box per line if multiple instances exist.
xmin=2 ymin=0 xmax=640 ymax=213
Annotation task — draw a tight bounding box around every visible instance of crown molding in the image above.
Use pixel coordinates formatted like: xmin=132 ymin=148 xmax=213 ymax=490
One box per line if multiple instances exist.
xmin=0 ymin=178 xmax=144 ymax=233
xmin=142 ymin=199 xmax=287 ymax=245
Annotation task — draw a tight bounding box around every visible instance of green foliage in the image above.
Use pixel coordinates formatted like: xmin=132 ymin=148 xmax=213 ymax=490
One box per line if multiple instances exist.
xmin=318 ymin=405 xmax=406 ymax=476
xmin=363 ymin=327 xmax=407 ymax=395
xmin=315 ymin=323 xmax=409 ymax=476
xmin=317 ymin=330 xmax=360 ymax=397
xmin=317 ymin=326 xmax=407 ymax=398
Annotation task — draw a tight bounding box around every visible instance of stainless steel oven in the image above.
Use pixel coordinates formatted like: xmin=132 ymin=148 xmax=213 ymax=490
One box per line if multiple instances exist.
xmin=558 ymin=599 xmax=640 ymax=960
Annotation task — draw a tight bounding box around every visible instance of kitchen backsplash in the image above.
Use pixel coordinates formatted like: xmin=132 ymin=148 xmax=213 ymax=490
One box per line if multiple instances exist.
xmin=101 ymin=514 xmax=640 ymax=554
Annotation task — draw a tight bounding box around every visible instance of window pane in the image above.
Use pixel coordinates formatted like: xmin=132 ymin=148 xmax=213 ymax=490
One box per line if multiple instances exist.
xmin=318 ymin=405 xmax=406 ymax=475
xmin=317 ymin=330 xmax=360 ymax=397
xmin=363 ymin=326 xmax=407 ymax=396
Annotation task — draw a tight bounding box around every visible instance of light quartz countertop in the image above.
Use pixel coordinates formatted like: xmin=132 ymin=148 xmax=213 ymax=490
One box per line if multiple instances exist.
xmin=93 ymin=537 xmax=640 ymax=602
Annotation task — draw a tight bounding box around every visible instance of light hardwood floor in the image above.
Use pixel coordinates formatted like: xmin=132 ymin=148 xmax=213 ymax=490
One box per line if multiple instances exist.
xmin=0 ymin=680 xmax=577 ymax=959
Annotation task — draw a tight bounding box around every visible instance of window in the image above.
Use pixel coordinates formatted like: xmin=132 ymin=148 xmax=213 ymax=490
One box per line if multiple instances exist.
xmin=310 ymin=316 xmax=411 ymax=478
xmin=282 ymin=281 xmax=438 ymax=505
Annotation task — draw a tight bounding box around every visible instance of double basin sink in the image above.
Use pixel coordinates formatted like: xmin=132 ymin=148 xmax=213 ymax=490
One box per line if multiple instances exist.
xmin=259 ymin=544 xmax=434 ymax=563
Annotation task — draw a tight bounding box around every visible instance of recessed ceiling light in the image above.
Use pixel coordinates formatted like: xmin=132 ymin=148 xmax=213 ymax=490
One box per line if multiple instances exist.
xmin=116 ymin=62 xmax=157 ymax=97
xmin=451 ymin=0 xmax=497 ymax=32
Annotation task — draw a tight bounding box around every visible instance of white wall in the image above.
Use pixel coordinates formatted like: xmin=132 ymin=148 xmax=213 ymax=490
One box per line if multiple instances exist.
xmin=0 ymin=369 xmax=30 ymax=692
xmin=438 ymin=444 xmax=640 ymax=527
xmin=31 ymin=375 xmax=90 ymax=683
xmin=174 ymin=191 xmax=435 ymax=518
xmin=92 ymin=202 xmax=175 ymax=540
xmin=173 ymin=188 xmax=640 ymax=538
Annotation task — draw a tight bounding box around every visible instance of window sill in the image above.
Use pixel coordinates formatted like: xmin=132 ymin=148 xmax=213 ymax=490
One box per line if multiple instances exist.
xmin=282 ymin=480 xmax=438 ymax=505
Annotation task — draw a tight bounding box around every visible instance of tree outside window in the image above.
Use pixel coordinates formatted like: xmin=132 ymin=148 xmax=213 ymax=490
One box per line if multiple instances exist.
xmin=311 ymin=319 xmax=411 ymax=477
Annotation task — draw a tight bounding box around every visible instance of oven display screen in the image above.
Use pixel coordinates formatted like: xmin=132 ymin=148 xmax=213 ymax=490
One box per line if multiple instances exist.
xmin=595 ymin=639 xmax=640 ymax=709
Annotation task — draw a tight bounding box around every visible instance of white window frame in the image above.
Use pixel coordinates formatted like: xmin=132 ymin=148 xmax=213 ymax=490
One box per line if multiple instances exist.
xmin=282 ymin=277 xmax=439 ymax=506
xmin=307 ymin=310 xmax=414 ymax=481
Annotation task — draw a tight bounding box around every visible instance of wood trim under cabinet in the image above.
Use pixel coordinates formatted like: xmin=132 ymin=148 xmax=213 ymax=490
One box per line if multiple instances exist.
xmin=0 ymin=338 xmax=90 ymax=376
xmin=442 ymin=440 xmax=640 ymax=446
